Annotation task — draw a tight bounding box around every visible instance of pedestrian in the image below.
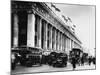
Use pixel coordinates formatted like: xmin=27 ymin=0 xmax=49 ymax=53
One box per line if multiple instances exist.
xmin=81 ymin=56 xmax=84 ymax=66
xmin=88 ymin=56 xmax=92 ymax=66
xmin=71 ymin=56 xmax=77 ymax=70
xmin=93 ymin=57 xmax=96 ymax=65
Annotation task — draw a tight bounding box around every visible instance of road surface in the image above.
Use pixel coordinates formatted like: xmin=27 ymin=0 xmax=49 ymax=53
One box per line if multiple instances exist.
xmin=11 ymin=63 xmax=95 ymax=75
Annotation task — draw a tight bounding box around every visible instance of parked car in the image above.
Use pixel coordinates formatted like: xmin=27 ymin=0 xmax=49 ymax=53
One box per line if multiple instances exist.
xmin=25 ymin=50 xmax=42 ymax=67
xmin=47 ymin=52 xmax=58 ymax=66
xmin=52 ymin=53 xmax=68 ymax=67
xmin=11 ymin=46 xmax=42 ymax=70
xmin=69 ymin=48 xmax=83 ymax=65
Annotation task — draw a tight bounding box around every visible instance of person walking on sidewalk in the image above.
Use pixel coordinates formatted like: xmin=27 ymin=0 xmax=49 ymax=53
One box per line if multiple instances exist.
xmin=81 ymin=56 xmax=84 ymax=66
xmin=88 ymin=56 xmax=92 ymax=66
xmin=71 ymin=56 xmax=77 ymax=70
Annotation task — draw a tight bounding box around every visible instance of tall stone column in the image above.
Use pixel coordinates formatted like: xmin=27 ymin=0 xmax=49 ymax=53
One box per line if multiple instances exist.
xmin=65 ymin=37 xmax=67 ymax=53
xmin=66 ymin=37 xmax=69 ymax=54
xmin=52 ymin=27 xmax=54 ymax=51
xmin=61 ymin=34 xmax=63 ymax=51
xmin=71 ymin=40 xmax=72 ymax=49
xmin=27 ymin=13 xmax=35 ymax=47
xmin=71 ymin=40 xmax=74 ymax=49
xmin=57 ymin=31 xmax=60 ymax=51
xmin=69 ymin=39 xmax=72 ymax=50
xmin=64 ymin=36 xmax=66 ymax=52
xmin=44 ymin=22 xmax=48 ymax=51
xmin=68 ymin=37 xmax=70 ymax=51
xmin=38 ymin=18 xmax=42 ymax=48
xmin=63 ymin=35 xmax=64 ymax=51
xmin=13 ymin=13 xmax=18 ymax=47
xmin=59 ymin=32 xmax=61 ymax=51
xmin=49 ymin=26 xmax=52 ymax=51
xmin=62 ymin=34 xmax=65 ymax=52
xmin=56 ymin=31 xmax=59 ymax=51
xmin=54 ymin=28 xmax=56 ymax=51
xmin=73 ymin=41 xmax=74 ymax=48
xmin=60 ymin=33 xmax=62 ymax=51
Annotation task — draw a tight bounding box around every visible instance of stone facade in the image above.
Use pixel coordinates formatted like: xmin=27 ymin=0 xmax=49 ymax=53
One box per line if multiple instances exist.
xmin=11 ymin=1 xmax=82 ymax=54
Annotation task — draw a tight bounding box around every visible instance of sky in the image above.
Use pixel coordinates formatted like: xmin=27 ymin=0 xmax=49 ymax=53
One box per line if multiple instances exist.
xmin=46 ymin=3 xmax=95 ymax=56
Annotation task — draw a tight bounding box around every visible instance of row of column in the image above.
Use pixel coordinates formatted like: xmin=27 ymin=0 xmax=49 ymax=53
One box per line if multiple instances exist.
xmin=12 ymin=12 xmax=36 ymax=47
xmin=12 ymin=11 xmax=81 ymax=53
xmin=33 ymin=14 xmax=74 ymax=53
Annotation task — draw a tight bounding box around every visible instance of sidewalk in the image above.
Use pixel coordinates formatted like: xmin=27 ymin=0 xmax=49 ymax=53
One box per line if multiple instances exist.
xmin=75 ymin=63 xmax=96 ymax=70
xmin=11 ymin=63 xmax=96 ymax=74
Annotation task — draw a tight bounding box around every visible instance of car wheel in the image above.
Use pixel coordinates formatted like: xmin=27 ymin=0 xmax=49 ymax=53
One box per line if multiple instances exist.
xmin=26 ymin=63 xmax=32 ymax=67
xmin=53 ymin=64 xmax=56 ymax=67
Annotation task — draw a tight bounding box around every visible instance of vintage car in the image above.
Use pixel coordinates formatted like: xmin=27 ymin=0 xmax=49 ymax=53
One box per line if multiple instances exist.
xmin=11 ymin=46 xmax=42 ymax=70
xmin=47 ymin=52 xmax=68 ymax=67
xmin=69 ymin=48 xmax=83 ymax=65
xmin=25 ymin=49 xmax=42 ymax=67
xmin=52 ymin=53 xmax=68 ymax=67
xmin=47 ymin=52 xmax=58 ymax=66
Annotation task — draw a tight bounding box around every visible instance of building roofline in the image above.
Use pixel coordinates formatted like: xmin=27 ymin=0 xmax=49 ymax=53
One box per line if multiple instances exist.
xmin=41 ymin=2 xmax=82 ymax=44
xmin=11 ymin=1 xmax=82 ymax=44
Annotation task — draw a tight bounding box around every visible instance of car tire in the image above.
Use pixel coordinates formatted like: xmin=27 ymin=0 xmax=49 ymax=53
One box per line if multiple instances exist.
xmin=26 ymin=63 xmax=32 ymax=67
xmin=53 ymin=64 xmax=56 ymax=67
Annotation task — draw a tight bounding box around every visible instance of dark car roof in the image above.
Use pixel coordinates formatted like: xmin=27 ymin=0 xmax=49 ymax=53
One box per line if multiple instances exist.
xmin=72 ymin=48 xmax=82 ymax=52
xmin=11 ymin=46 xmax=42 ymax=54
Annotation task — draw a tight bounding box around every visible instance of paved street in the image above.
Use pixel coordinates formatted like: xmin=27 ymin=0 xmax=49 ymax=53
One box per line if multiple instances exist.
xmin=11 ymin=63 xmax=95 ymax=75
